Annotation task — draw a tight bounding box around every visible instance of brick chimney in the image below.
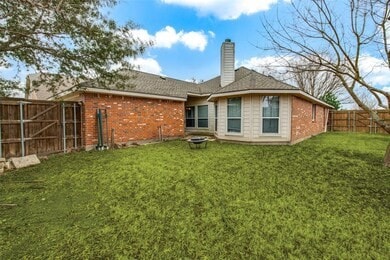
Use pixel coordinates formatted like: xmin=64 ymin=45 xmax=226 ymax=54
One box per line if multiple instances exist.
xmin=220 ymin=39 xmax=235 ymax=87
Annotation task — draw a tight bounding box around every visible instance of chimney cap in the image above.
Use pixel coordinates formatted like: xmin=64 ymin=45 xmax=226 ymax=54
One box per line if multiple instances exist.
xmin=224 ymin=38 xmax=232 ymax=43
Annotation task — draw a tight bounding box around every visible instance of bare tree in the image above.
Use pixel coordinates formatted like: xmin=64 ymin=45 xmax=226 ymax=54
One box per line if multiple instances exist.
xmin=290 ymin=59 xmax=342 ymax=97
xmin=252 ymin=56 xmax=351 ymax=106
xmin=260 ymin=0 xmax=390 ymax=133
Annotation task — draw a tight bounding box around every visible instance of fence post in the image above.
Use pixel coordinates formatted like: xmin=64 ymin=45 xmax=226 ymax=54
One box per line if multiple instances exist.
xmin=369 ymin=116 xmax=372 ymax=134
xmin=80 ymin=103 xmax=83 ymax=148
xmin=62 ymin=102 xmax=66 ymax=153
xmin=353 ymin=111 xmax=356 ymax=132
xmin=331 ymin=110 xmax=334 ymax=131
xmin=19 ymin=102 xmax=25 ymax=157
xmin=0 ymin=100 xmax=2 ymax=158
xmin=73 ymin=103 xmax=77 ymax=149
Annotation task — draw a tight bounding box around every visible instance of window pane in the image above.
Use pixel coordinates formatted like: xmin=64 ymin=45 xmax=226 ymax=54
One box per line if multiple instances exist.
xmin=262 ymin=96 xmax=279 ymax=117
xmin=185 ymin=106 xmax=195 ymax=118
xmin=198 ymin=119 xmax=208 ymax=128
xmin=186 ymin=119 xmax=195 ymax=128
xmin=215 ymin=104 xmax=218 ymax=131
xmin=198 ymin=105 xmax=208 ymax=118
xmin=312 ymin=104 xmax=316 ymax=121
xmin=263 ymin=118 xmax=279 ymax=133
xmin=228 ymin=119 xmax=241 ymax=133
xmin=185 ymin=106 xmax=195 ymax=127
xmin=228 ymin=98 xmax=241 ymax=117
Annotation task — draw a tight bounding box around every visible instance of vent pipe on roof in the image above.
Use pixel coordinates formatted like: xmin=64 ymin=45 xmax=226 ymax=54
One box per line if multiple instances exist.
xmin=220 ymin=39 xmax=235 ymax=87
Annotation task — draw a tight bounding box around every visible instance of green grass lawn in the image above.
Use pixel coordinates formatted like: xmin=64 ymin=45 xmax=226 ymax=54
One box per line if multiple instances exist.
xmin=1 ymin=133 xmax=389 ymax=259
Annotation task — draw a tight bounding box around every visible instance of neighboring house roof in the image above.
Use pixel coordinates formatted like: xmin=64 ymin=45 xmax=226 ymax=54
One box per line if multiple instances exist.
xmin=26 ymin=73 xmax=82 ymax=100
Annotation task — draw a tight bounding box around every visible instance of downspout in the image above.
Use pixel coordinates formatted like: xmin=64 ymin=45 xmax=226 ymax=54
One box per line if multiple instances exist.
xmin=0 ymin=99 xmax=2 ymax=158
xmin=105 ymin=109 xmax=109 ymax=148
xmin=96 ymin=109 xmax=102 ymax=150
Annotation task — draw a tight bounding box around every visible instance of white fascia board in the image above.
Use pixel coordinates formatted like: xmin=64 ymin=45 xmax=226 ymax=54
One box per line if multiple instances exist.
xmin=187 ymin=92 xmax=211 ymax=97
xmin=207 ymin=89 xmax=333 ymax=108
xmin=297 ymin=90 xmax=334 ymax=108
xmin=82 ymin=88 xmax=187 ymax=102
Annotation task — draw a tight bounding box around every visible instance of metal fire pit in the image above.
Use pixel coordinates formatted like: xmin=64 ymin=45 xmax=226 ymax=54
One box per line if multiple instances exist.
xmin=187 ymin=136 xmax=208 ymax=149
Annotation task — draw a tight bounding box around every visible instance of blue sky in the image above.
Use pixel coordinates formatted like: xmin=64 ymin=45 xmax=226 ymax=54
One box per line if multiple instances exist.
xmin=108 ymin=0 xmax=292 ymax=82
xmin=1 ymin=0 xmax=389 ymax=96
xmin=103 ymin=0 xmax=390 ymax=95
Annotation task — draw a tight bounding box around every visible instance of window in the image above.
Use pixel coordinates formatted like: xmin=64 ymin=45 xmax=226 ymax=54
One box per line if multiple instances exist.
xmin=262 ymin=96 xmax=279 ymax=134
xmin=214 ymin=104 xmax=218 ymax=131
xmin=227 ymin=97 xmax=241 ymax=133
xmin=185 ymin=106 xmax=195 ymax=127
xmin=197 ymin=105 xmax=208 ymax=128
xmin=312 ymin=104 xmax=317 ymax=122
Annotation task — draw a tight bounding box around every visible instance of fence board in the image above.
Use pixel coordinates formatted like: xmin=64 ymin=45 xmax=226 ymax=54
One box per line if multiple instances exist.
xmin=328 ymin=110 xmax=390 ymax=134
xmin=0 ymin=98 xmax=82 ymax=158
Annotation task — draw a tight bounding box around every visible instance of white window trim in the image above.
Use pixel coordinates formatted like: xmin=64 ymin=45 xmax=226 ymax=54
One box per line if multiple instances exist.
xmin=185 ymin=105 xmax=210 ymax=129
xmin=261 ymin=96 xmax=281 ymax=136
xmin=312 ymin=104 xmax=317 ymax=122
xmin=214 ymin=104 xmax=218 ymax=133
xmin=226 ymin=97 xmax=243 ymax=135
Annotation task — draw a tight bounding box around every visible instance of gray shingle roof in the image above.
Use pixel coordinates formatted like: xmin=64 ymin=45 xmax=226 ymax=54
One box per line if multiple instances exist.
xmin=54 ymin=66 xmax=301 ymax=100
xmin=198 ymin=67 xmax=254 ymax=94
xmin=211 ymin=67 xmax=298 ymax=94
xmin=80 ymin=70 xmax=199 ymax=99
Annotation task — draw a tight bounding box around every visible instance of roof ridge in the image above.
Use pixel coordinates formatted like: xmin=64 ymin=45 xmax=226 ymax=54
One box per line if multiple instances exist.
xmin=130 ymin=69 xmax=197 ymax=85
xmin=244 ymin=68 xmax=300 ymax=90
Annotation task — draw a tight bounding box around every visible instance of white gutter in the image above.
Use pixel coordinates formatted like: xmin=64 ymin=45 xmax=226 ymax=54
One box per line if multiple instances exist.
xmin=207 ymin=89 xmax=333 ymax=108
xmin=69 ymin=87 xmax=187 ymax=102
xmin=187 ymin=92 xmax=210 ymax=97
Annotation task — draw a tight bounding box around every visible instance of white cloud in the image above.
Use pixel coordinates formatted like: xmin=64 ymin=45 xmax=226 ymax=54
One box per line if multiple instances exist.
xmin=130 ymin=58 xmax=163 ymax=75
xmin=130 ymin=29 xmax=153 ymax=45
xmin=155 ymin=26 xmax=182 ymax=48
xmin=161 ymin=0 xmax=281 ymax=20
xmin=208 ymin=31 xmax=216 ymax=38
xmin=359 ymin=55 xmax=390 ymax=86
xmin=130 ymin=26 xmax=209 ymax=51
xmin=383 ymin=87 xmax=390 ymax=93
xmin=239 ymin=56 xmax=292 ymax=76
xmin=242 ymin=54 xmax=390 ymax=88
xmin=180 ymin=31 xmax=208 ymax=51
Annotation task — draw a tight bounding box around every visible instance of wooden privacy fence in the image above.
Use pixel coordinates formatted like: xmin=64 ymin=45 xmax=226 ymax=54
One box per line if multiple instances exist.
xmin=0 ymin=98 xmax=83 ymax=158
xmin=328 ymin=110 xmax=390 ymax=134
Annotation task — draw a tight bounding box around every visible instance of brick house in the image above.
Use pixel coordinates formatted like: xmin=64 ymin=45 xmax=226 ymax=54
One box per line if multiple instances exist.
xmin=28 ymin=40 xmax=332 ymax=149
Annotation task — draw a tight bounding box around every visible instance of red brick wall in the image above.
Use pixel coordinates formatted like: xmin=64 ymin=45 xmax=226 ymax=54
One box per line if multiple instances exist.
xmin=291 ymin=96 xmax=328 ymax=143
xmin=82 ymin=93 xmax=185 ymax=148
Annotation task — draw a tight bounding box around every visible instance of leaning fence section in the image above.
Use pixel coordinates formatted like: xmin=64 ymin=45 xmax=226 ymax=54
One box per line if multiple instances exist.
xmin=0 ymin=98 xmax=83 ymax=159
xmin=328 ymin=110 xmax=390 ymax=134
